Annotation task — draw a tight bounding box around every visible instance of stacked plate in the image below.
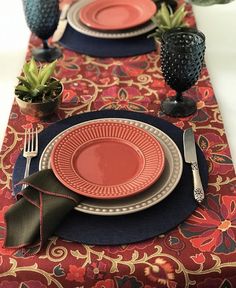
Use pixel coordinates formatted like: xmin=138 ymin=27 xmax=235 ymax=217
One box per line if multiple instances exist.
xmin=67 ymin=0 xmax=157 ymax=39
xmin=39 ymin=118 xmax=183 ymax=216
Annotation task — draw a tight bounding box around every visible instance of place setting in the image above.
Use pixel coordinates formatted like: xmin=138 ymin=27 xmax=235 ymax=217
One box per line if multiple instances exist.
xmin=4 ymin=109 xmax=208 ymax=254
xmin=59 ymin=0 xmax=158 ymax=57
xmin=67 ymin=0 xmax=157 ymax=38
xmin=22 ymin=0 xmax=158 ymax=59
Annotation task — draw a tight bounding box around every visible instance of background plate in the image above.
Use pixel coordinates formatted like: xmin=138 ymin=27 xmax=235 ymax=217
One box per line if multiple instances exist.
xmin=79 ymin=0 xmax=156 ymax=31
xmin=40 ymin=118 xmax=183 ymax=215
xmin=67 ymin=0 xmax=157 ymax=39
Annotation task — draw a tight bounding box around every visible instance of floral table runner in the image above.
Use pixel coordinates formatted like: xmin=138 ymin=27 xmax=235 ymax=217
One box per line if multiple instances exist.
xmin=0 ymin=1 xmax=236 ymax=287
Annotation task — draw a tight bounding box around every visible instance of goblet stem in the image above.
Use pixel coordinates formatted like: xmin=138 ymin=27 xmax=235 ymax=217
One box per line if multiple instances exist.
xmin=43 ymin=39 xmax=50 ymax=50
xmin=161 ymin=92 xmax=197 ymax=117
xmin=175 ymin=91 xmax=183 ymax=102
xmin=32 ymin=39 xmax=62 ymax=62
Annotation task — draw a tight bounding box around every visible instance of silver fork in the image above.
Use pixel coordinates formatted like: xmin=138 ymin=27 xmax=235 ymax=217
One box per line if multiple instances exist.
xmin=22 ymin=128 xmax=38 ymax=189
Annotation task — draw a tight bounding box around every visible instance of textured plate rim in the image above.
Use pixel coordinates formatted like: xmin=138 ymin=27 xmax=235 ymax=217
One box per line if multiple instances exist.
xmin=50 ymin=121 xmax=165 ymax=199
xmin=39 ymin=118 xmax=183 ymax=216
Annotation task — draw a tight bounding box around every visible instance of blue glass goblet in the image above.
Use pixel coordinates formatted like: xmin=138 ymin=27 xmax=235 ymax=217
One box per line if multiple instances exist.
xmin=22 ymin=0 xmax=62 ymax=62
xmin=160 ymin=27 xmax=206 ymax=117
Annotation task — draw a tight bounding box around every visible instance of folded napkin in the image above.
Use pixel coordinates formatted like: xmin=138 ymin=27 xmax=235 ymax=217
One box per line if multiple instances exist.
xmin=4 ymin=169 xmax=81 ymax=254
xmin=59 ymin=25 xmax=156 ymax=58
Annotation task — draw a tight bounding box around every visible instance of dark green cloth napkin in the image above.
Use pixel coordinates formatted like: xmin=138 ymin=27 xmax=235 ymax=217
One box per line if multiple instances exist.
xmin=4 ymin=169 xmax=81 ymax=254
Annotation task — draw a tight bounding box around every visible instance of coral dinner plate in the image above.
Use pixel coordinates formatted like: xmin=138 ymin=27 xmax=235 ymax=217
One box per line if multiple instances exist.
xmin=79 ymin=0 xmax=156 ymax=31
xmin=67 ymin=0 xmax=156 ymax=39
xmin=50 ymin=121 xmax=165 ymax=199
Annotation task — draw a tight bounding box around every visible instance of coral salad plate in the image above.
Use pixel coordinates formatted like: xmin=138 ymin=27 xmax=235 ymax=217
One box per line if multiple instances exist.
xmin=79 ymin=0 xmax=157 ymax=31
xmin=50 ymin=121 xmax=165 ymax=199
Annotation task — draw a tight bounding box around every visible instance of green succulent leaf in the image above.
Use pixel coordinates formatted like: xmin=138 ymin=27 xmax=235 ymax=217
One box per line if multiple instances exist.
xmin=29 ymin=70 xmax=39 ymax=86
xmin=17 ymin=76 xmax=32 ymax=89
xmin=38 ymin=65 xmax=50 ymax=83
xmin=15 ymin=58 xmax=60 ymax=103
xmin=15 ymin=85 xmax=30 ymax=93
xmin=40 ymin=60 xmax=57 ymax=85
xmin=171 ymin=4 xmax=186 ymax=27
xmin=149 ymin=3 xmax=187 ymax=39
xmin=28 ymin=58 xmax=39 ymax=76
xmin=160 ymin=3 xmax=171 ymax=26
xmin=23 ymin=62 xmax=30 ymax=77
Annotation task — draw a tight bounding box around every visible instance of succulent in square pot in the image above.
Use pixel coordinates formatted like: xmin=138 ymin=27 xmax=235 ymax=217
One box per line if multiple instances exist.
xmin=15 ymin=58 xmax=63 ymax=119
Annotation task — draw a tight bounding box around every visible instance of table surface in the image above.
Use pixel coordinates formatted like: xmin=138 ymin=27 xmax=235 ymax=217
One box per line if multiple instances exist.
xmin=1 ymin=1 xmax=235 ymax=173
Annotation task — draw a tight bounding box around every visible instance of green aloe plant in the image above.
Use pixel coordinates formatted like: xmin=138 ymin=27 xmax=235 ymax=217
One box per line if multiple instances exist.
xmin=15 ymin=58 xmax=61 ymax=103
xmin=148 ymin=2 xmax=187 ymax=39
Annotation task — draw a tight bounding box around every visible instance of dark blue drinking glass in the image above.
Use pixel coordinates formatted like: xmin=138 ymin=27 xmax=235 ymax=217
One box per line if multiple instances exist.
xmin=160 ymin=27 xmax=206 ymax=117
xmin=22 ymin=0 xmax=62 ymax=62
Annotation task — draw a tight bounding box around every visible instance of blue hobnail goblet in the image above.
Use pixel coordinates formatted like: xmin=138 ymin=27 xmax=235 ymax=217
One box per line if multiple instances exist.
xmin=22 ymin=0 xmax=62 ymax=62
xmin=160 ymin=27 xmax=206 ymax=117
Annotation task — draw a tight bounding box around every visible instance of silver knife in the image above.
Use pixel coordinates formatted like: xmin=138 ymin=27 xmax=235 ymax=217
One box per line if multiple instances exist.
xmin=183 ymin=128 xmax=205 ymax=203
xmin=52 ymin=4 xmax=70 ymax=42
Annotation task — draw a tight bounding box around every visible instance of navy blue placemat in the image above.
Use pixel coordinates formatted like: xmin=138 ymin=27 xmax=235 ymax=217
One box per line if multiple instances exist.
xmin=13 ymin=110 xmax=208 ymax=245
xmin=59 ymin=25 xmax=156 ymax=58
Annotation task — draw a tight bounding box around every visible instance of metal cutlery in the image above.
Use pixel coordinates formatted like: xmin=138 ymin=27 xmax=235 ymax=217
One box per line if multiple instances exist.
xmin=52 ymin=3 xmax=71 ymax=42
xmin=22 ymin=128 xmax=38 ymax=189
xmin=183 ymin=128 xmax=205 ymax=203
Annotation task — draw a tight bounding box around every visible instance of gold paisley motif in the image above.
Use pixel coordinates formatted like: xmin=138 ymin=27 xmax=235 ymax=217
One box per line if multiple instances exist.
xmin=0 ymin=258 xmax=64 ymax=288
xmin=40 ymin=237 xmax=68 ymax=262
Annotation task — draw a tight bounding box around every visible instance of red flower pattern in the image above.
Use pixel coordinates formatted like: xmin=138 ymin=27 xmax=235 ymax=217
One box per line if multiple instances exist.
xmin=197 ymin=86 xmax=214 ymax=104
xmin=62 ymin=89 xmax=78 ymax=104
xmin=144 ymin=258 xmax=177 ymax=288
xmin=191 ymin=253 xmax=206 ymax=265
xmin=25 ymin=115 xmax=40 ymax=123
xmin=180 ymin=194 xmax=236 ymax=254
xmin=66 ymin=265 xmax=86 ymax=283
xmin=87 ymin=261 xmax=107 ymax=280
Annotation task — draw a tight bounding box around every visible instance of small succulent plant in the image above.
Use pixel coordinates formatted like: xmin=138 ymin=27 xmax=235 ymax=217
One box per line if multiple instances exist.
xmin=148 ymin=2 xmax=187 ymax=39
xmin=15 ymin=58 xmax=61 ymax=103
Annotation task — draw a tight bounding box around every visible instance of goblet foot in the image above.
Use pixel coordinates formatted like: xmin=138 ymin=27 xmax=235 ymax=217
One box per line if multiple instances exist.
xmin=32 ymin=46 xmax=62 ymax=62
xmin=161 ymin=96 xmax=197 ymax=117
